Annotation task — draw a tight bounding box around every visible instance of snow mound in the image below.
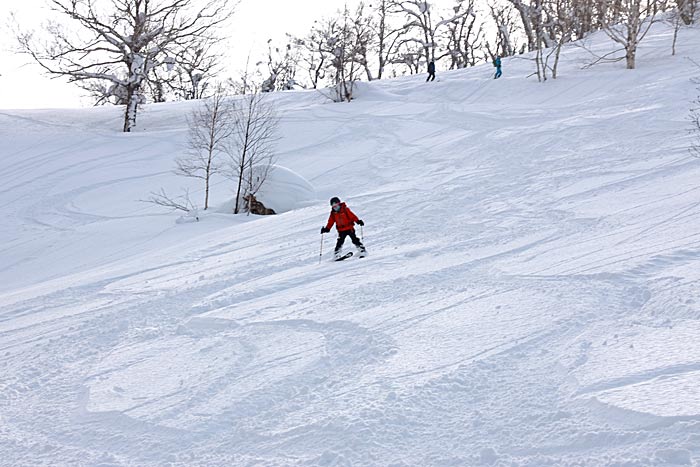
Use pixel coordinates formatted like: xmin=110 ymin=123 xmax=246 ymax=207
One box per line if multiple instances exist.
xmin=216 ymin=164 xmax=316 ymax=214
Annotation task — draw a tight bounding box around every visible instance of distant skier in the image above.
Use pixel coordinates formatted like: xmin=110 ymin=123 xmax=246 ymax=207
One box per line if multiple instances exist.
xmin=320 ymin=197 xmax=366 ymax=259
xmin=494 ymin=55 xmax=502 ymax=79
xmin=426 ymin=60 xmax=436 ymax=82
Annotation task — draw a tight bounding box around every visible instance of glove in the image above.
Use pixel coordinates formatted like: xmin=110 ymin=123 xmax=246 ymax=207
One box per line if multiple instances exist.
xmin=356 ymin=220 xmax=364 ymax=226
xmin=321 ymin=227 xmax=330 ymax=234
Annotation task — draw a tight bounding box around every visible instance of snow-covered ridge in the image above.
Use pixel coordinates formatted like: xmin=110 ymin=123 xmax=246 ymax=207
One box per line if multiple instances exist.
xmin=1 ymin=24 xmax=700 ymax=466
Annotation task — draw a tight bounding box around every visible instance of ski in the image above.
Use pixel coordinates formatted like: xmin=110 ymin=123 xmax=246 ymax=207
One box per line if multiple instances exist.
xmin=334 ymin=251 xmax=353 ymax=261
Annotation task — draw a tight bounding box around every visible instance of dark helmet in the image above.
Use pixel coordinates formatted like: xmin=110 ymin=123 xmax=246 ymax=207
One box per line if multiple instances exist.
xmin=330 ymin=197 xmax=341 ymax=205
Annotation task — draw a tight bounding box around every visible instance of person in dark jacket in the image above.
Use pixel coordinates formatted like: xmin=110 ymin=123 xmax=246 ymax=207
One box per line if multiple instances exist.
xmin=494 ymin=56 xmax=502 ymax=79
xmin=320 ymin=197 xmax=366 ymax=258
xmin=426 ymin=60 xmax=436 ymax=82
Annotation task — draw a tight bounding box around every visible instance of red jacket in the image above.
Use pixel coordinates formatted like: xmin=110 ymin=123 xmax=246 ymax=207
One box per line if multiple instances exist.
xmin=325 ymin=203 xmax=359 ymax=232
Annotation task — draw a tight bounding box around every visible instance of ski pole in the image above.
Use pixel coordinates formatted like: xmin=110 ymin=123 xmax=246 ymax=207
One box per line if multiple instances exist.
xmin=319 ymin=233 xmax=324 ymax=264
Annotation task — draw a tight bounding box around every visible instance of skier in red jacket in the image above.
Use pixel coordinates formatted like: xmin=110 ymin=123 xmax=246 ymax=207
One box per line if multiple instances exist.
xmin=320 ymin=196 xmax=366 ymax=259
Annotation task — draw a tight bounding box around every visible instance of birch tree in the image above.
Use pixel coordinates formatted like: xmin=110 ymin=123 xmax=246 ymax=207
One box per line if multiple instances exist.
xmin=176 ymin=85 xmax=234 ymax=210
xmin=598 ymin=0 xmax=659 ymax=69
xmin=17 ymin=0 xmax=234 ymax=132
xmin=226 ymin=93 xmax=279 ymax=214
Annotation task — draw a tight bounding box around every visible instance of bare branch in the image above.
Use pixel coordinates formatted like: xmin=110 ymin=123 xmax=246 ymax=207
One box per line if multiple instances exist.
xmin=16 ymin=0 xmax=237 ymax=132
xmin=143 ymin=188 xmax=198 ymax=215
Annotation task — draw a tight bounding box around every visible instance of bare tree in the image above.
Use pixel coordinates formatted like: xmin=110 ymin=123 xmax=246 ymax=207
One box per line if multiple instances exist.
xmin=391 ymin=0 xmax=473 ymax=63
xmin=260 ymin=36 xmax=301 ymax=92
xmin=670 ymin=0 xmax=697 ymax=55
xmin=372 ymin=0 xmax=408 ymax=79
xmin=296 ymin=19 xmax=334 ymax=89
xmin=531 ymin=0 xmax=577 ymax=80
xmin=144 ymin=40 xmax=223 ymax=102
xmin=546 ymin=0 xmax=576 ymax=79
xmin=508 ymin=0 xmax=607 ymax=57
xmin=351 ymin=3 xmax=377 ymax=82
xmin=176 ymin=85 xmax=234 ymax=210
xmin=392 ymin=41 xmax=426 ymax=74
xmin=443 ymin=0 xmax=483 ymax=69
xmin=226 ymin=92 xmax=279 ymax=214
xmin=507 ymin=0 xmax=539 ymax=51
xmin=486 ymin=1 xmax=523 ymax=58
xmin=226 ymin=53 xmax=263 ymax=95
xmin=570 ymin=0 xmax=602 ymax=38
xmin=16 ymin=0 xmax=234 ymax=132
xmin=295 ymin=4 xmax=381 ymax=90
xmin=598 ymin=0 xmax=659 ymax=69
xmin=313 ymin=4 xmax=373 ymax=102
xmin=503 ymin=0 xmax=551 ymax=80
xmin=675 ymin=0 xmax=696 ymax=24
xmin=501 ymin=0 xmax=577 ymax=81
xmin=162 ymin=37 xmax=224 ymax=100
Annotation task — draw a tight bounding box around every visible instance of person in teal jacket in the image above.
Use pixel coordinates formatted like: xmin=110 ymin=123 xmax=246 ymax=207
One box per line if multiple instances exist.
xmin=494 ymin=56 xmax=502 ymax=79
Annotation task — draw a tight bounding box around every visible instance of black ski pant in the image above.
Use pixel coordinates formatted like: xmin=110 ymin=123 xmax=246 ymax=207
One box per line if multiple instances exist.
xmin=335 ymin=229 xmax=363 ymax=252
xmin=426 ymin=72 xmax=436 ymax=82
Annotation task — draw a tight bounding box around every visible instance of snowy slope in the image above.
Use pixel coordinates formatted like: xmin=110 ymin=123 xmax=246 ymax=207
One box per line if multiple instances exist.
xmin=2 ymin=24 xmax=700 ymax=467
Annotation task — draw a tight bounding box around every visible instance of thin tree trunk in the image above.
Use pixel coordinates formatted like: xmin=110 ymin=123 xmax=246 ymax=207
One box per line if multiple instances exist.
xmin=234 ymin=149 xmax=246 ymax=214
xmin=552 ymin=42 xmax=563 ymax=79
xmin=672 ymin=23 xmax=679 ymax=56
xmin=234 ymin=114 xmax=253 ymax=214
xmin=204 ymin=160 xmax=211 ymax=210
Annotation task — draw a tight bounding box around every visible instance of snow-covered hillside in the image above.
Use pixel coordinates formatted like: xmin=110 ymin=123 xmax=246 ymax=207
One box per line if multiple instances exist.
xmin=2 ymin=24 xmax=700 ymax=467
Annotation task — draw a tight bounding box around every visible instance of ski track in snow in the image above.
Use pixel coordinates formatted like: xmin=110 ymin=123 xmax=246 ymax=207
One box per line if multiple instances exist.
xmin=2 ymin=24 xmax=700 ymax=466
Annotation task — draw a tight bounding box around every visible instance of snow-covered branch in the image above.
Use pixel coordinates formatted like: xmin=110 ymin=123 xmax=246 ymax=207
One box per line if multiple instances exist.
xmin=16 ymin=0 xmax=236 ymax=132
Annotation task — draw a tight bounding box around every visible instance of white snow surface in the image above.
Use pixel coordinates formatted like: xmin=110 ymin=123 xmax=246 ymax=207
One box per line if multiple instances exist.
xmin=2 ymin=24 xmax=700 ymax=466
